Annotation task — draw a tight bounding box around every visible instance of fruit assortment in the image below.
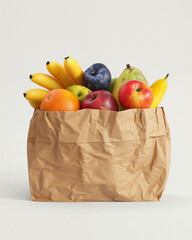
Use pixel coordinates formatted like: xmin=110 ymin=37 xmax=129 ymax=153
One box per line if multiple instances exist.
xmin=24 ymin=57 xmax=168 ymax=111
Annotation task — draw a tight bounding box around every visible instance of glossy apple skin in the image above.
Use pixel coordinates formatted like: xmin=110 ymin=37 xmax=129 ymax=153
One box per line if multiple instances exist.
xmin=66 ymin=85 xmax=91 ymax=103
xmin=118 ymin=80 xmax=153 ymax=109
xmin=81 ymin=90 xmax=118 ymax=111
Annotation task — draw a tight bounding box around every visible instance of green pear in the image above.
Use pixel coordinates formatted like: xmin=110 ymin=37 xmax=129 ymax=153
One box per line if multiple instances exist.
xmin=107 ymin=78 xmax=117 ymax=93
xmin=112 ymin=64 xmax=148 ymax=110
xmin=66 ymin=85 xmax=91 ymax=103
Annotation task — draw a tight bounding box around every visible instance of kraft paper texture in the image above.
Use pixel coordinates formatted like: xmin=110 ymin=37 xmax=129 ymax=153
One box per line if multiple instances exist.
xmin=27 ymin=108 xmax=171 ymax=202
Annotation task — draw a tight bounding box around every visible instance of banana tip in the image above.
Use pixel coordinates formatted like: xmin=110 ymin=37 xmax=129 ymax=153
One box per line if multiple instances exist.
xmin=29 ymin=75 xmax=33 ymax=79
xmin=65 ymin=56 xmax=69 ymax=60
xmin=23 ymin=93 xmax=26 ymax=97
xmin=46 ymin=61 xmax=50 ymax=65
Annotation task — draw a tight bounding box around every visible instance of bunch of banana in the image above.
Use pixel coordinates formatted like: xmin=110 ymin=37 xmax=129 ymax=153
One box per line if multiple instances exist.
xmin=23 ymin=89 xmax=49 ymax=109
xmin=24 ymin=57 xmax=84 ymax=109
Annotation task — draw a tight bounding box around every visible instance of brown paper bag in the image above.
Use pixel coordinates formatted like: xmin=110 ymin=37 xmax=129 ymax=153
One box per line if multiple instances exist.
xmin=27 ymin=107 xmax=171 ymax=202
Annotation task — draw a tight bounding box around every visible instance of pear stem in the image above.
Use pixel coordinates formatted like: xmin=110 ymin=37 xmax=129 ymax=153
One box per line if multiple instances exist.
xmin=126 ymin=64 xmax=132 ymax=70
xmin=89 ymin=92 xmax=95 ymax=100
xmin=165 ymin=74 xmax=169 ymax=79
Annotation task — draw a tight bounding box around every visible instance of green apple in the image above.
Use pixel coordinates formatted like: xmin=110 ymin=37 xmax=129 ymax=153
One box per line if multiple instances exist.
xmin=107 ymin=78 xmax=117 ymax=93
xmin=66 ymin=85 xmax=92 ymax=103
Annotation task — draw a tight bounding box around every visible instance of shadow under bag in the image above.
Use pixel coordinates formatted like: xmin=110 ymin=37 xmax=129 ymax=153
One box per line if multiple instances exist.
xmin=27 ymin=108 xmax=171 ymax=202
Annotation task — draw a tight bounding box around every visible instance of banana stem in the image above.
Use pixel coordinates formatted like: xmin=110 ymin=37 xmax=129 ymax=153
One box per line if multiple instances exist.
xmin=165 ymin=74 xmax=169 ymax=79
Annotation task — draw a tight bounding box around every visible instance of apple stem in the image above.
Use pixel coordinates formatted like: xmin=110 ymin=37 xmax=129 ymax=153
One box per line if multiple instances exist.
xmin=126 ymin=64 xmax=132 ymax=70
xmin=89 ymin=92 xmax=95 ymax=100
xmin=165 ymin=74 xmax=169 ymax=79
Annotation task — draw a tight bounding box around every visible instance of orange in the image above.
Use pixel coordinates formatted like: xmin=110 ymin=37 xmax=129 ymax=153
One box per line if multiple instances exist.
xmin=40 ymin=89 xmax=80 ymax=111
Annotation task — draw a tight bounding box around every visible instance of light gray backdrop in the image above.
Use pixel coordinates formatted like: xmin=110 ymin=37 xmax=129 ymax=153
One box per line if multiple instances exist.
xmin=0 ymin=0 xmax=192 ymax=239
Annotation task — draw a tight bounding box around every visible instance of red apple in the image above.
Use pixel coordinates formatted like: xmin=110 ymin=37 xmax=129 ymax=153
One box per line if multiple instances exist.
xmin=81 ymin=90 xmax=118 ymax=111
xmin=118 ymin=80 xmax=153 ymax=109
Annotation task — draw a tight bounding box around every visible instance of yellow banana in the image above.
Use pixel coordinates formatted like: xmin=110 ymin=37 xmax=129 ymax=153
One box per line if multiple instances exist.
xmin=46 ymin=61 xmax=75 ymax=88
xmin=30 ymin=73 xmax=63 ymax=90
xmin=23 ymin=89 xmax=49 ymax=109
xmin=150 ymin=74 xmax=169 ymax=108
xmin=64 ymin=56 xmax=84 ymax=85
xmin=23 ymin=89 xmax=49 ymax=101
xmin=28 ymin=100 xmax=41 ymax=109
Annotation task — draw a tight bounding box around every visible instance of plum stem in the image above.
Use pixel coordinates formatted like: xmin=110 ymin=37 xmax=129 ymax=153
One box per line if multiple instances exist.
xmin=91 ymin=69 xmax=97 ymax=76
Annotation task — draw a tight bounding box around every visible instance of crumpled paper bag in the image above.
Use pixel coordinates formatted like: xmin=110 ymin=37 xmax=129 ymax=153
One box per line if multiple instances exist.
xmin=27 ymin=107 xmax=171 ymax=202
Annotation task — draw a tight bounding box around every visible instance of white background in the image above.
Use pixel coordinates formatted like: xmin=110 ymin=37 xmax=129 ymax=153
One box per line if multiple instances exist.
xmin=0 ymin=0 xmax=192 ymax=239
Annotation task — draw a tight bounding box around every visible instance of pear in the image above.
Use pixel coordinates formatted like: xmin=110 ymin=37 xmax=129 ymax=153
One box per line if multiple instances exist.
xmin=112 ymin=64 xmax=148 ymax=110
xmin=107 ymin=78 xmax=117 ymax=93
